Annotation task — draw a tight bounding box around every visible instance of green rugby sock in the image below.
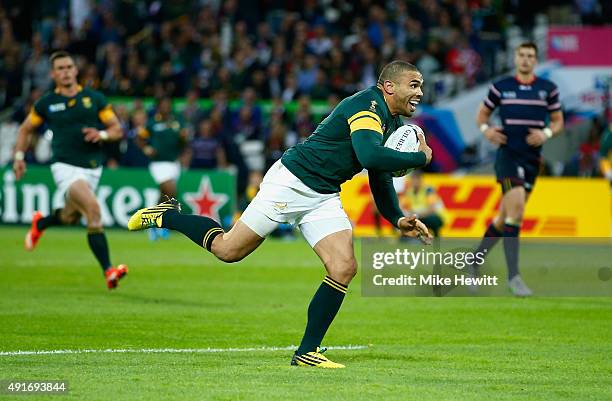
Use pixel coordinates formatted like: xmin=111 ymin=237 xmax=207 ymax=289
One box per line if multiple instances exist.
xmin=161 ymin=210 xmax=224 ymax=251
xmin=37 ymin=209 xmax=63 ymax=231
xmin=87 ymin=230 xmax=112 ymax=272
xmin=297 ymin=276 xmax=347 ymax=355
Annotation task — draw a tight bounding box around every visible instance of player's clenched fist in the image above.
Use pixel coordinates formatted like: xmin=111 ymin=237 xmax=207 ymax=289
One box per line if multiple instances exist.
xmin=82 ymin=127 xmax=105 ymax=143
xmin=483 ymin=126 xmax=507 ymax=145
xmin=398 ymin=215 xmax=433 ymax=245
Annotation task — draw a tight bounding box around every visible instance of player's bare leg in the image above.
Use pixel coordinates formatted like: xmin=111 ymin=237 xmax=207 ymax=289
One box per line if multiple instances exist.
xmin=129 ymin=198 xmax=265 ymax=261
xmin=492 ymin=201 xmax=506 ymax=232
xmin=66 ymin=180 xmax=103 ymax=230
xmin=502 ymin=186 xmax=526 ymax=224
xmin=312 ymin=229 xmax=357 ymax=285
xmin=159 ymin=180 xmax=177 ymax=200
xmin=57 ymin=201 xmax=82 ymax=225
xmin=209 ymin=220 xmax=266 ymax=262
xmin=67 ymin=180 xmax=127 ymax=289
xmin=292 ymin=229 xmax=355 ymax=369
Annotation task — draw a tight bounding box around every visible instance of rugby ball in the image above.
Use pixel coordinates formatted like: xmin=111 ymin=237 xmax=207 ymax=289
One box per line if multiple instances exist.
xmin=384 ymin=124 xmax=423 ymax=177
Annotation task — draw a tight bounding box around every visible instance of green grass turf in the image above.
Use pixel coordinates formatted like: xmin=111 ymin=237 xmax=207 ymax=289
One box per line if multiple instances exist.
xmin=0 ymin=226 xmax=610 ymax=401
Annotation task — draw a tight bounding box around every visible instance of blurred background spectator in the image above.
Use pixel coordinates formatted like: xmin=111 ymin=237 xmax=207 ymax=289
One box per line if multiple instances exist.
xmin=400 ymin=170 xmax=446 ymax=239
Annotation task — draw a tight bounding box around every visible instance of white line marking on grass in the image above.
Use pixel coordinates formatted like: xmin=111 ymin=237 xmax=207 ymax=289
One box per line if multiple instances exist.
xmin=0 ymin=345 xmax=368 ymax=357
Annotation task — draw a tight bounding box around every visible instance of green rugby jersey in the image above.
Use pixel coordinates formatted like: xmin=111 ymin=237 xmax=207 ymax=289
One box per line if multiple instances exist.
xmin=29 ymin=86 xmax=115 ymax=168
xmin=282 ymin=86 xmax=414 ymax=194
xmin=141 ymin=114 xmax=186 ymax=162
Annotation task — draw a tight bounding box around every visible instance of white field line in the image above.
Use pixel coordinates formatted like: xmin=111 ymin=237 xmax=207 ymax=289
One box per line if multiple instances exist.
xmin=0 ymin=345 xmax=368 ymax=357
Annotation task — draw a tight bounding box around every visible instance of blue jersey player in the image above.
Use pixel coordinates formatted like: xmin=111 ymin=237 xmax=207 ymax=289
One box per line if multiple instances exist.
xmin=475 ymin=42 xmax=564 ymax=296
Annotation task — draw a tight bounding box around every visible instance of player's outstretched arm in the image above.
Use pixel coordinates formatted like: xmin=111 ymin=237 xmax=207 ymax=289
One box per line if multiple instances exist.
xmin=13 ymin=112 xmax=42 ymax=181
xmin=368 ymin=170 xmax=432 ymax=244
xmin=352 ymin=130 xmax=430 ymax=171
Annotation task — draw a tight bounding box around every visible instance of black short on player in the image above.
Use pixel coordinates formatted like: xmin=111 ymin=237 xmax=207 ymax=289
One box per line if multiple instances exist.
xmin=494 ymin=148 xmax=540 ymax=193
xmin=484 ymin=76 xmax=560 ymax=193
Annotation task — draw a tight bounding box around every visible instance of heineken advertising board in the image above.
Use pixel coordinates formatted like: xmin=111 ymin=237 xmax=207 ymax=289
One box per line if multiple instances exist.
xmin=0 ymin=166 xmax=236 ymax=228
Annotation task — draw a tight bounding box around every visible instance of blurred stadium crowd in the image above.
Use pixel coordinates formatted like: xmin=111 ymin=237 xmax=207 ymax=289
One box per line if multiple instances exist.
xmin=1 ymin=0 xmax=611 ymax=204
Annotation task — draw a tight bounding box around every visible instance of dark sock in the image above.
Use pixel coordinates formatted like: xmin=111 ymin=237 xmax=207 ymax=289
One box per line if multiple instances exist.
xmin=36 ymin=209 xmax=63 ymax=231
xmin=297 ymin=276 xmax=348 ymax=355
xmin=503 ymin=222 xmax=520 ymax=279
xmin=87 ymin=230 xmax=112 ymax=272
xmin=475 ymin=222 xmax=503 ymax=257
xmin=161 ymin=210 xmax=224 ymax=251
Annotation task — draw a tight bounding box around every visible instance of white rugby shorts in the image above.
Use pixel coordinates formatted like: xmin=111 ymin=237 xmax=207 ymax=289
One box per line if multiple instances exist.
xmin=240 ymin=160 xmax=352 ymax=247
xmin=149 ymin=161 xmax=181 ymax=185
xmin=50 ymin=162 xmax=103 ymax=207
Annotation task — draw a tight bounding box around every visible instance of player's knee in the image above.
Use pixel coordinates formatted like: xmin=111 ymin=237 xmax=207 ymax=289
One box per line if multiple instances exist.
xmin=216 ymin=251 xmax=244 ymax=263
xmin=328 ymin=255 xmax=357 ymax=284
xmin=61 ymin=213 xmax=79 ymax=225
xmin=492 ymin=214 xmax=504 ymax=230
xmin=213 ymin=242 xmax=245 ymax=263
xmin=345 ymin=257 xmax=358 ymax=279
xmin=506 ymin=203 xmax=524 ymax=221
xmin=58 ymin=209 xmax=79 ymax=225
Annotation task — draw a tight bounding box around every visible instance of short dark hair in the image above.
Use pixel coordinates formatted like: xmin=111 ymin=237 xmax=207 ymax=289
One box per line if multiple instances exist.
xmin=49 ymin=51 xmax=73 ymax=66
xmin=378 ymin=60 xmax=419 ymax=85
xmin=516 ymin=42 xmax=538 ymax=56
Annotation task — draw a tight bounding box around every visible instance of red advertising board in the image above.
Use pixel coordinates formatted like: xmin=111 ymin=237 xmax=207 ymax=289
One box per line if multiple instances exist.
xmin=548 ymin=27 xmax=612 ymax=66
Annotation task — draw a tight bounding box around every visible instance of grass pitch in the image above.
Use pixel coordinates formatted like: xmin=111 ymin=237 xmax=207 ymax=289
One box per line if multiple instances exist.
xmin=0 ymin=226 xmax=610 ymax=401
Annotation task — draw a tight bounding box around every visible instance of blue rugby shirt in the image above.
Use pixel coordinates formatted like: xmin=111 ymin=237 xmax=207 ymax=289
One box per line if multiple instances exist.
xmin=484 ymin=75 xmax=561 ymax=161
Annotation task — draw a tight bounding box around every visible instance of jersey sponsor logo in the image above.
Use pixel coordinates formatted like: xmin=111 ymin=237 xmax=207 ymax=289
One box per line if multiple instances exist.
xmin=153 ymin=123 xmax=167 ymax=131
xmin=82 ymin=97 xmax=92 ymax=108
xmin=369 ymin=100 xmax=377 ymax=112
xmin=518 ymin=85 xmax=532 ymax=90
xmin=502 ymin=91 xmax=516 ymax=98
xmin=273 ymin=202 xmax=288 ymax=211
xmin=48 ymin=103 xmax=66 ymax=112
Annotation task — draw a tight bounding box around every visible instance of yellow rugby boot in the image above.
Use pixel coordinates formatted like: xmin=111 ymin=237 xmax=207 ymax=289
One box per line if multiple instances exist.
xmin=290 ymin=347 xmax=345 ymax=369
xmin=127 ymin=198 xmax=181 ymax=231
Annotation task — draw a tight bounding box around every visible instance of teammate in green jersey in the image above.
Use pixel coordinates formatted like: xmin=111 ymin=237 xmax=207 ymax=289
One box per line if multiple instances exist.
xmin=13 ymin=51 xmax=128 ymax=290
xmin=137 ymin=96 xmax=188 ymax=240
xmin=128 ymin=60 xmax=433 ymax=367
